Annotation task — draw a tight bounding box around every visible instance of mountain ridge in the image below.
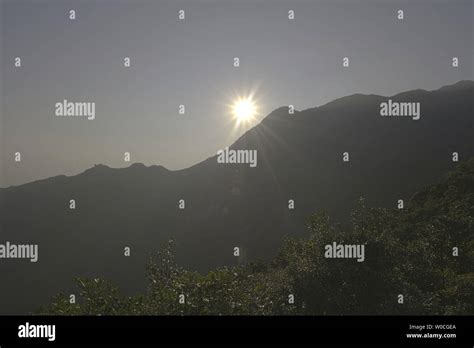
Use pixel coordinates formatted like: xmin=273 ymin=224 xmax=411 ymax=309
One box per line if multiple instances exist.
xmin=2 ymin=80 xmax=472 ymax=190
xmin=0 ymin=80 xmax=473 ymax=314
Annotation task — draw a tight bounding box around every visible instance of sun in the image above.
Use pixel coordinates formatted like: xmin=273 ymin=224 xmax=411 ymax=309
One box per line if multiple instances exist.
xmin=232 ymin=97 xmax=257 ymax=123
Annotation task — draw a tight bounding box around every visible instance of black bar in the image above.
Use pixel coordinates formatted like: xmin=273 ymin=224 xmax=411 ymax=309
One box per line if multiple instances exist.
xmin=0 ymin=315 xmax=472 ymax=346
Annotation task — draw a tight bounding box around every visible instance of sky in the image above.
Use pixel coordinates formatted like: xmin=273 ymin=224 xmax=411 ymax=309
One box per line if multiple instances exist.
xmin=1 ymin=0 xmax=473 ymax=187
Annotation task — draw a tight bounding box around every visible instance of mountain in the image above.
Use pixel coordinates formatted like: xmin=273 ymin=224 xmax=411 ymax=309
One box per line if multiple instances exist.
xmin=1 ymin=81 xmax=473 ymax=314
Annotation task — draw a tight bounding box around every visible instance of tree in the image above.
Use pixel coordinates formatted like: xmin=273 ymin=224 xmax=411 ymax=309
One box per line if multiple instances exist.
xmin=37 ymin=159 xmax=474 ymax=315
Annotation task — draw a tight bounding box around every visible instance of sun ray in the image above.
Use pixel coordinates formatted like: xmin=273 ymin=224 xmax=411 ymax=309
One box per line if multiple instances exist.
xmin=231 ymin=96 xmax=258 ymax=125
xmin=219 ymin=84 xmax=264 ymax=147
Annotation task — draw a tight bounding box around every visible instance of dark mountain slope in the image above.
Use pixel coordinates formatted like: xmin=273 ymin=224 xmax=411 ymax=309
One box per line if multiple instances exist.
xmin=0 ymin=81 xmax=473 ymax=314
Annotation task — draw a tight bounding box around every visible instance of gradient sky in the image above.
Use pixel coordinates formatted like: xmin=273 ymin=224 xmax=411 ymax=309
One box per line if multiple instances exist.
xmin=1 ymin=0 xmax=473 ymax=187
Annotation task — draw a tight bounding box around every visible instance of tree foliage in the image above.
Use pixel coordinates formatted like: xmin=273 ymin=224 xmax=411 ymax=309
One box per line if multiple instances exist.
xmin=37 ymin=160 xmax=474 ymax=315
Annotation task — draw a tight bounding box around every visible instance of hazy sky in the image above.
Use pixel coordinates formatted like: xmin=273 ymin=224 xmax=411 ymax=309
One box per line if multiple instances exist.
xmin=1 ymin=0 xmax=473 ymax=186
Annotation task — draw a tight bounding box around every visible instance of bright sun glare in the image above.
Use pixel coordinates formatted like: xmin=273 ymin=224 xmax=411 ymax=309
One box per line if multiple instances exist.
xmin=232 ymin=97 xmax=257 ymax=123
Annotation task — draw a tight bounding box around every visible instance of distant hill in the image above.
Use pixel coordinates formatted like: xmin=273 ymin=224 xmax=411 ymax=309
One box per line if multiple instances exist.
xmin=1 ymin=80 xmax=473 ymax=314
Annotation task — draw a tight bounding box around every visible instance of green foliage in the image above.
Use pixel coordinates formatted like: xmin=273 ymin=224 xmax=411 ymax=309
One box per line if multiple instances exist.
xmin=37 ymin=160 xmax=474 ymax=315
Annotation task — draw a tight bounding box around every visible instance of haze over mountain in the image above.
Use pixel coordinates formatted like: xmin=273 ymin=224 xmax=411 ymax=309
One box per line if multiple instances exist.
xmin=3 ymin=0 xmax=473 ymax=188
xmin=0 ymin=81 xmax=473 ymax=314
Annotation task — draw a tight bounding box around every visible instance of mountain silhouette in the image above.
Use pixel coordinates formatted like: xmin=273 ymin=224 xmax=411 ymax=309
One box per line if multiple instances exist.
xmin=1 ymin=80 xmax=473 ymax=314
